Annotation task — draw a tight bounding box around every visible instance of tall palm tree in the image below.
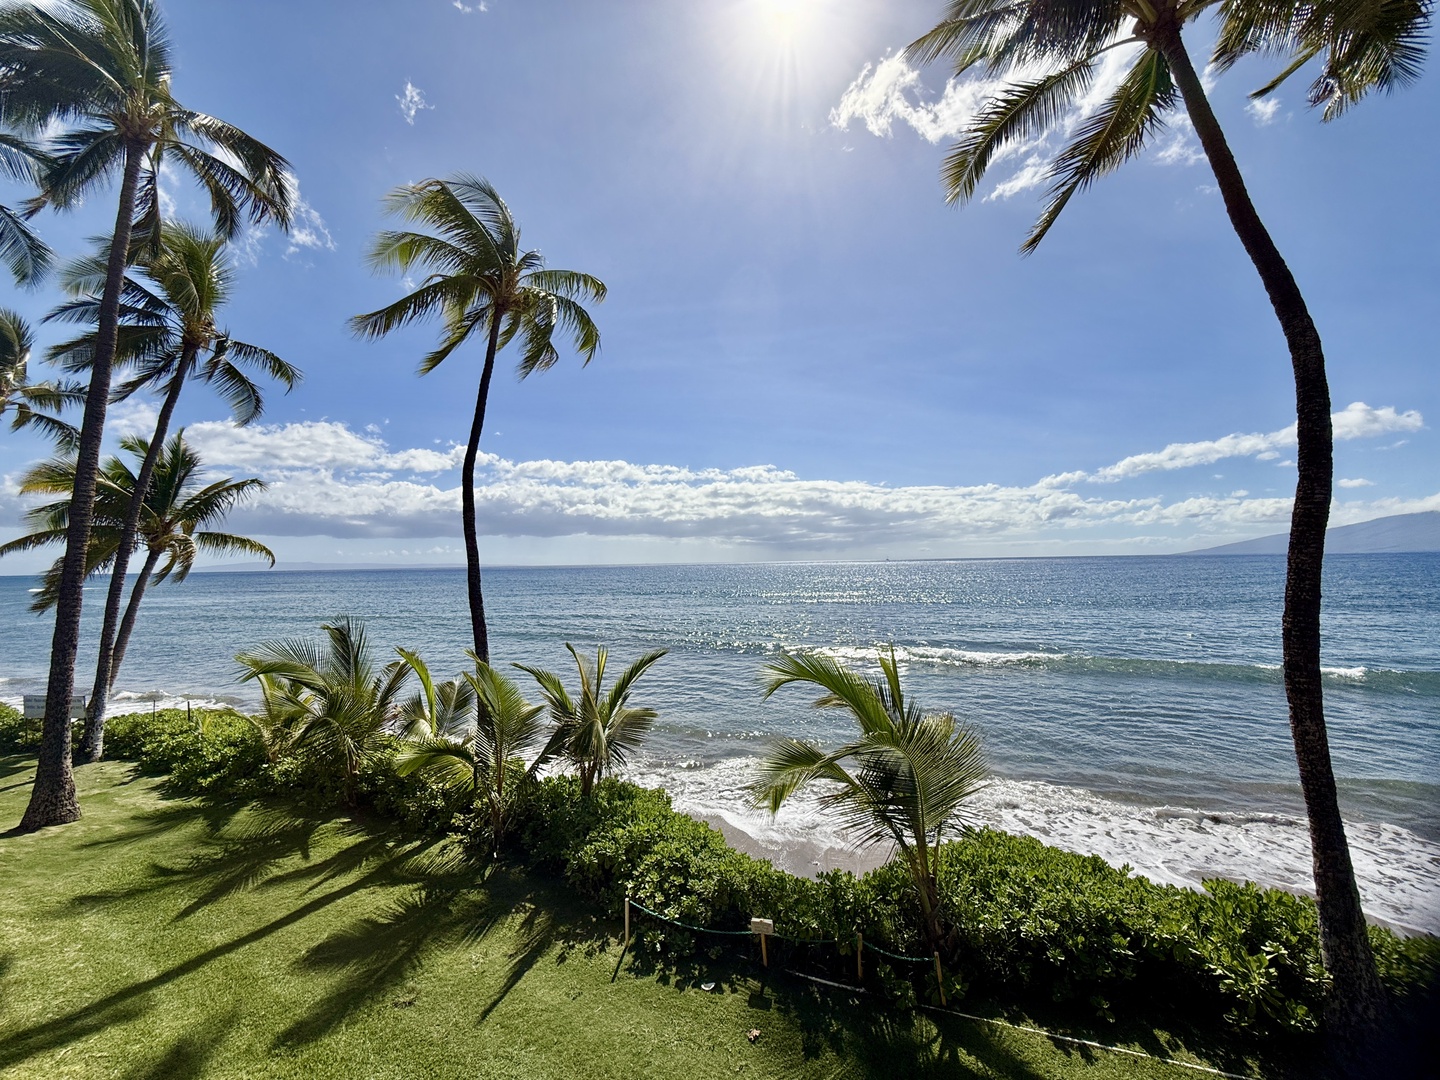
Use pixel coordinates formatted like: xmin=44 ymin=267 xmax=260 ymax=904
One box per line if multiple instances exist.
xmin=515 ymin=644 xmax=666 ymax=797
xmin=0 ymin=0 xmax=293 ymax=830
xmin=235 ymin=619 xmax=411 ymax=806
xmin=0 ymin=308 xmax=83 ymax=448
xmin=907 ymin=0 xmax=1424 ymax=1036
xmin=349 ymin=175 xmax=605 ymax=663
xmin=395 ymin=651 xmax=563 ymax=852
xmin=752 ymin=649 xmax=988 ymax=952
xmin=0 ymin=129 xmax=52 ymax=285
xmin=0 ymin=430 xmax=274 ymax=693
xmin=46 ymin=221 xmax=299 ymax=759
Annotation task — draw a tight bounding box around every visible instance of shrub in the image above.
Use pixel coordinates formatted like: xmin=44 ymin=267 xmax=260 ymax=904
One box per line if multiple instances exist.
xmin=0 ymin=701 xmax=42 ymax=752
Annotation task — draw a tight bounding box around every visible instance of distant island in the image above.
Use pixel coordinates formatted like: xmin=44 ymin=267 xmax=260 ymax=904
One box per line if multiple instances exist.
xmin=1188 ymin=511 xmax=1440 ymax=555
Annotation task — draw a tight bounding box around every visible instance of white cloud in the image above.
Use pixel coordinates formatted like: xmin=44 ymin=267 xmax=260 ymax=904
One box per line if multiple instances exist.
xmin=152 ymin=404 xmax=1429 ymax=549
xmin=452 ymin=0 xmax=487 ymax=11
xmin=1338 ymin=477 xmax=1374 ymax=488
xmin=397 ymin=81 xmax=434 ymax=126
xmin=832 ymin=45 xmax=1208 ymax=201
xmin=1247 ymin=97 xmax=1282 ymax=126
xmin=1051 ymin=402 xmax=1424 ymax=484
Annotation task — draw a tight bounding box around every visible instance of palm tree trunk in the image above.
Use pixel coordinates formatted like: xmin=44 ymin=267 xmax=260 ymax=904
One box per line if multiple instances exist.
xmin=461 ymin=312 xmax=503 ymax=663
xmin=108 ymin=545 xmax=164 ymax=695
xmin=19 ymin=142 xmax=146 ymax=831
xmin=82 ymin=362 xmax=190 ymax=761
xmin=1156 ymin=28 xmax=1386 ymax=1043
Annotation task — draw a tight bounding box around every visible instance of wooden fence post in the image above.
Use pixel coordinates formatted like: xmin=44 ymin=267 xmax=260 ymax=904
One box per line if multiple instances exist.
xmin=933 ymin=952 xmax=946 ymax=1006
xmin=623 ymin=895 xmax=631 ymax=950
xmin=856 ymin=933 xmax=863 ymax=982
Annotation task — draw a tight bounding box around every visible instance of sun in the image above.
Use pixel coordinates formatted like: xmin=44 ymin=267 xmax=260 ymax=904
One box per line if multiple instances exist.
xmin=749 ymin=0 xmax=813 ymax=42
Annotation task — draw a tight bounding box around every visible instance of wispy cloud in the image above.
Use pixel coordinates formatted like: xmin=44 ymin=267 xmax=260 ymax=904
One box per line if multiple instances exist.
xmin=1042 ymin=403 xmax=1423 ymax=485
xmin=452 ymin=0 xmax=487 ymax=11
xmin=154 ymin=403 xmax=1429 ymax=549
xmin=1247 ymin=97 xmax=1282 ymax=126
xmin=397 ymin=81 xmax=434 ymax=125
xmin=832 ymin=46 xmax=1205 ymax=202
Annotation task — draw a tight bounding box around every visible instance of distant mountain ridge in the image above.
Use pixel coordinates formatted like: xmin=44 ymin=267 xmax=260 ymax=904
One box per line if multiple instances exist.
xmin=1188 ymin=511 xmax=1440 ymax=555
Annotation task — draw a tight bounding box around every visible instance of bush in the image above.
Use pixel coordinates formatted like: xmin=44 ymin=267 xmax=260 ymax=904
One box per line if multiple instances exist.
xmin=0 ymin=702 xmax=43 ymax=752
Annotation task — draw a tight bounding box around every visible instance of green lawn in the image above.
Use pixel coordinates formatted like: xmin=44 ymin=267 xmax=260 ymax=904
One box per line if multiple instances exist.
xmin=0 ymin=756 xmax=1254 ymax=1079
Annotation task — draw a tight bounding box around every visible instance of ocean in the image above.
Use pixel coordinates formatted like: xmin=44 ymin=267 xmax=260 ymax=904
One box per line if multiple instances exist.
xmin=2 ymin=554 xmax=1437 ymax=933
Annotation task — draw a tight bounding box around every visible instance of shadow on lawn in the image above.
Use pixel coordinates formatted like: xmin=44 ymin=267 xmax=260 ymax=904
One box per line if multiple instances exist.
xmin=117 ymin=1008 xmax=238 ymax=1080
xmin=0 ymin=801 xmax=448 ymax=1072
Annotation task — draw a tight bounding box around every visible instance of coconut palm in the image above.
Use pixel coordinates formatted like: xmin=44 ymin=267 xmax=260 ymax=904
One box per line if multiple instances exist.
xmin=0 ymin=431 xmax=274 ymax=691
xmin=0 ymin=129 xmax=52 ymax=285
xmin=235 ymin=619 xmax=411 ymax=806
xmin=907 ymin=0 xmax=1423 ymax=1034
xmin=515 ymin=644 xmax=666 ymax=797
xmin=395 ymin=651 xmax=564 ymax=852
xmin=46 ymin=221 xmax=300 ymax=759
xmin=751 ymin=648 xmax=987 ymax=951
xmin=0 ymin=308 xmax=83 ymax=448
xmin=349 ymin=175 xmax=605 ymax=663
xmin=0 ymin=0 xmax=293 ymax=829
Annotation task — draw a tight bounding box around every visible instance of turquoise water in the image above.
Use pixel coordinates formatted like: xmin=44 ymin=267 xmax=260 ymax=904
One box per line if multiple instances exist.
xmin=2 ymin=553 xmax=1435 ymax=836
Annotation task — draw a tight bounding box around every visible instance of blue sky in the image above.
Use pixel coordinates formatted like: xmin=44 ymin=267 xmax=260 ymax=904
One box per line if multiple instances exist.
xmin=1 ymin=0 xmax=1435 ymax=569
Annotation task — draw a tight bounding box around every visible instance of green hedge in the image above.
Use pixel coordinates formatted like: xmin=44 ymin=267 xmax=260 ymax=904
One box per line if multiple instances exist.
xmin=3 ymin=703 xmax=1435 ymax=1039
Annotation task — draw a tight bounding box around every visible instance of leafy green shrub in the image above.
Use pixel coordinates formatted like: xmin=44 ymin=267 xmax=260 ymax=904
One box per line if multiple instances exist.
xmin=105 ymin=709 xmax=269 ymax=798
xmin=0 ymin=701 xmax=42 ymax=752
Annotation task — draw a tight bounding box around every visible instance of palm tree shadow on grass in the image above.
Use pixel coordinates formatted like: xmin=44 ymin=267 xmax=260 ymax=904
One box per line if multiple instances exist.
xmin=272 ymin=864 xmax=584 ymax=1048
xmin=0 ymin=799 xmax=442 ymax=1072
xmin=117 ymin=1008 xmax=238 ymax=1080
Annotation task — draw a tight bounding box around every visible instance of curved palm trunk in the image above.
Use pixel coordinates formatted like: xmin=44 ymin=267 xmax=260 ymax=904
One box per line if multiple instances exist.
xmin=461 ymin=313 xmax=503 ymax=664
xmin=20 ymin=142 xmax=146 ymax=831
xmin=82 ymin=360 xmax=190 ymax=761
xmin=108 ymin=545 xmax=164 ymax=695
xmin=1157 ymin=28 xmax=1385 ymax=1042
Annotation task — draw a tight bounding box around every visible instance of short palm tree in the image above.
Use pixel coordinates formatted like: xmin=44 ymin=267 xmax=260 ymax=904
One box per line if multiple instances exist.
xmin=47 ymin=221 xmax=300 ymax=758
xmin=907 ymin=0 xmax=1423 ymax=1035
xmin=516 ymin=644 xmax=666 ymax=797
xmin=0 ymin=308 xmax=82 ymax=448
xmin=1 ymin=0 xmax=294 ymax=830
xmin=0 ymin=431 xmax=273 ymax=693
xmin=395 ymin=651 xmax=564 ymax=852
xmin=350 ymin=175 xmax=605 ymax=663
xmin=752 ymin=649 xmax=987 ymax=952
xmin=235 ymin=619 xmax=411 ymax=806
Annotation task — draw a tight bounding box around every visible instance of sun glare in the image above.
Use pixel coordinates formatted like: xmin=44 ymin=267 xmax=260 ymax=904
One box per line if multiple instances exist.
xmin=750 ymin=0 xmax=812 ymax=42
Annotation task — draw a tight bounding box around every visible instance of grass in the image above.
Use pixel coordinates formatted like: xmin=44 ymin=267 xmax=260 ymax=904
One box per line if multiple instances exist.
xmin=0 ymin=755 xmax=1255 ymax=1080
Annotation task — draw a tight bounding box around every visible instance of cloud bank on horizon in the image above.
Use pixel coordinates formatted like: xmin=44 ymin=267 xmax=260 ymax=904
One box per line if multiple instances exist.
xmin=3 ymin=401 xmax=1413 ymax=561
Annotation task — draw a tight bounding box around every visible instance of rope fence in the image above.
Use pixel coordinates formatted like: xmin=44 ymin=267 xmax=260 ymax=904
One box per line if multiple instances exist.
xmin=615 ymin=896 xmax=1260 ymax=1080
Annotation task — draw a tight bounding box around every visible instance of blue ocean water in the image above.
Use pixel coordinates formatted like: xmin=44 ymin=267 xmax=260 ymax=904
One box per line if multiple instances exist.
xmin=2 ymin=553 xmax=1435 ymax=837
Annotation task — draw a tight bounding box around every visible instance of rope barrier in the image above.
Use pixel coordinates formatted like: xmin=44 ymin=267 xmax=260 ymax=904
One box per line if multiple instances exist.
xmin=917 ymin=1004 xmax=1260 ymax=1080
xmin=618 ymin=897 xmax=1263 ymax=1080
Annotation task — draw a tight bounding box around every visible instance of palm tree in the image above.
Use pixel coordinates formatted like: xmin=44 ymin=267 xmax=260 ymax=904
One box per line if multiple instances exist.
xmin=46 ymin=221 xmax=300 ymax=759
xmin=751 ymin=648 xmax=987 ymax=951
xmin=349 ymin=175 xmax=605 ymax=663
xmin=0 ymin=0 xmax=294 ymax=830
xmin=0 ymin=129 xmax=52 ymax=285
xmin=0 ymin=430 xmax=274 ymax=694
xmin=235 ymin=619 xmax=411 ymax=806
xmin=395 ymin=651 xmax=563 ymax=852
xmin=515 ymin=644 xmax=666 ymax=797
xmin=906 ymin=0 xmax=1422 ymax=1035
xmin=0 ymin=308 xmax=83 ymax=448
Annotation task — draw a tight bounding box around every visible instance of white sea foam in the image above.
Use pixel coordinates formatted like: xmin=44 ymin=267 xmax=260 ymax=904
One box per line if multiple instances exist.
xmin=808 ymin=643 xmax=1057 ymax=669
xmin=625 ymin=757 xmax=1440 ymax=937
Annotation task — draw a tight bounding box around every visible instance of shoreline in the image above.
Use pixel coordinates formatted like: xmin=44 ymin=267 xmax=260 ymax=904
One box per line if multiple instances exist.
xmin=7 ymin=691 xmax=1436 ymax=936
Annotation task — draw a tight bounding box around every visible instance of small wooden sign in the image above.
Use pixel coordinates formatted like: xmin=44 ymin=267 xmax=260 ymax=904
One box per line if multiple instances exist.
xmin=749 ymin=917 xmax=774 ymax=936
